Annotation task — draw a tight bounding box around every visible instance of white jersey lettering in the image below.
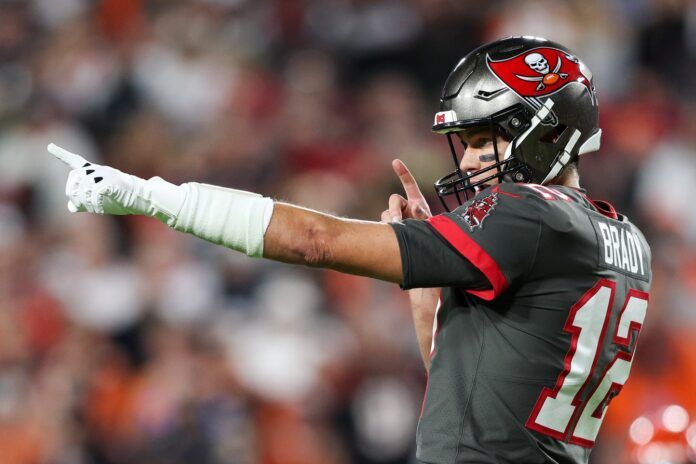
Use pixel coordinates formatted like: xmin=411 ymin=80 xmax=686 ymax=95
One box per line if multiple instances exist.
xmin=597 ymin=221 xmax=646 ymax=277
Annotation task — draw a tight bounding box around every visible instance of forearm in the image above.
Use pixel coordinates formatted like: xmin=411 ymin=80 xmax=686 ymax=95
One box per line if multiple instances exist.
xmin=263 ymin=203 xmax=403 ymax=283
xmin=408 ymin=287 xmax=440 ymax=370
xmin=145 ymin=181 xmax=403 ymax=282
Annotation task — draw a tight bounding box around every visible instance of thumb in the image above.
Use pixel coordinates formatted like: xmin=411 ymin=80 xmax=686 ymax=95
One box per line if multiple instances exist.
xmin=48 ymin=143 xmax=90 ymax=170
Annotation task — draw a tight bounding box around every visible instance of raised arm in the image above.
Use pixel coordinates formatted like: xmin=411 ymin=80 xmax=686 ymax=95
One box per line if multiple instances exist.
xmin=380 ymin=159 xmax=440 ymax=369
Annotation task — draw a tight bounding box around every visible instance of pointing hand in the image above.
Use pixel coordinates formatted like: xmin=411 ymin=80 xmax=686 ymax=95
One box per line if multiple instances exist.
xmin=380 ymin=159 xmax=432 ymax=223
xmin=48 ymin=143 xmax=185 ymax=222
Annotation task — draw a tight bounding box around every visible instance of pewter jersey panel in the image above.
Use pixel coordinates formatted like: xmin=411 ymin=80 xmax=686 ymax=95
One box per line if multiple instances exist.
xmin=391 ymin=183 xmax=651 ymax=464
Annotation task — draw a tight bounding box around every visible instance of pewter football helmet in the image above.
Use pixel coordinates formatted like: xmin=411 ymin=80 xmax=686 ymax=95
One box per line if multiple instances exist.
xmin=432 ymin=36 xmax=601 ymax=209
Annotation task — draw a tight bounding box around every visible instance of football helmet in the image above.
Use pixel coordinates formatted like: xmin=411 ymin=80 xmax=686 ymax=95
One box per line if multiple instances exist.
xmin=432 ymin=36 xmax=601 ymax=210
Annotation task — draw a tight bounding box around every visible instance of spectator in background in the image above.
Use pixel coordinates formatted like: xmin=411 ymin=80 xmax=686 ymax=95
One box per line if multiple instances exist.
xmin=0 ymin=1 xmax=694 ymax=463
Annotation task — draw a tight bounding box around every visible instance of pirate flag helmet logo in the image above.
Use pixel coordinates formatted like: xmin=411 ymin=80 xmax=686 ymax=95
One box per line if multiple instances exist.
xmin=486 ymin=47 xmax=597 ymax=125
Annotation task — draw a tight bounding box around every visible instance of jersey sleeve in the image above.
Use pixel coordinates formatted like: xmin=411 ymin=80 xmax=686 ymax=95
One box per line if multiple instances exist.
xmin=390 ymin=184 xmax=542 ymax=300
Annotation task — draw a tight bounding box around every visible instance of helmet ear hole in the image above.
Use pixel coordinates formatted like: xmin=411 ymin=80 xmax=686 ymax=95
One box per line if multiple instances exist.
xmin=540 ymin=124 xmax=568 ymax=144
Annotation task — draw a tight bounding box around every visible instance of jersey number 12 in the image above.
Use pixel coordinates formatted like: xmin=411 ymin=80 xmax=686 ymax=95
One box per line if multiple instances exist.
xmin=525 ymin=279 xmax=649 ymax=447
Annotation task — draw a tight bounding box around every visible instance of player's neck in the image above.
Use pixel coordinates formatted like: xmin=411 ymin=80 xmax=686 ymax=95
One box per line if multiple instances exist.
xmin=552 ymin=167 xmax=581 ymax=189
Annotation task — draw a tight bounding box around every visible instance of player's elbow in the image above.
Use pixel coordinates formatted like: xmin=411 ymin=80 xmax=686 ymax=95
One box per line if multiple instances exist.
xmin=296 ymin=222 xmax=335 ymax=268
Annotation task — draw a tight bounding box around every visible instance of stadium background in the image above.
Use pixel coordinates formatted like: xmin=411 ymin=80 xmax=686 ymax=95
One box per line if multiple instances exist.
xmin=0 ymin=0 xmax=694 ymax=463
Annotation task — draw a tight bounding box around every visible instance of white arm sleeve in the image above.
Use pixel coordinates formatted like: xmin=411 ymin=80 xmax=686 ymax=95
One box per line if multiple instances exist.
xmin=170 ymin=182 xmax=274 ymax=258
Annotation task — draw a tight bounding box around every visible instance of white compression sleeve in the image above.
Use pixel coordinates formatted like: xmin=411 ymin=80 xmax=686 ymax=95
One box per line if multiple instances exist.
xmin=170 ymin=183 xmax=274 ymax=258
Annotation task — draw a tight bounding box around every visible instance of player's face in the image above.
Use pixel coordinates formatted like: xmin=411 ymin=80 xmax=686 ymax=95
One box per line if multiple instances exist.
xmin=456 ymin=128 xmax=511 ymax=191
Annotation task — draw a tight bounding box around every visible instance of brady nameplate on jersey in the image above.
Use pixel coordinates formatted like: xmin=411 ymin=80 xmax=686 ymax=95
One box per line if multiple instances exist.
xmin=592 ymin=219 xmax=649 ymax=281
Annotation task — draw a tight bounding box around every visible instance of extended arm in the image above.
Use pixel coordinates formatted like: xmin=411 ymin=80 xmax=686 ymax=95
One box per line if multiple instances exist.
xmin=48 ymin=144 xmax=404 ymax=284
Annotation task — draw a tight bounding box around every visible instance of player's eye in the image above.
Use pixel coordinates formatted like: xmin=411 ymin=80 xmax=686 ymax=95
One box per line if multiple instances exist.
xmin=471 ymin=137 xmax=492 ymax=148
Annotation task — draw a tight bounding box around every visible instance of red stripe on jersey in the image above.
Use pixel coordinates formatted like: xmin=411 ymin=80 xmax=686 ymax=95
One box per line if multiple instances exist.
xmin=426 ymin=215 xmax=508 ymax=300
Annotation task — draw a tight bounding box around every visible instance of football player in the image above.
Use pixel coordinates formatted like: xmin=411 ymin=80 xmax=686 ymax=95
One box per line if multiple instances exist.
xmin=49 ymin=37 xmax=651 ymax=463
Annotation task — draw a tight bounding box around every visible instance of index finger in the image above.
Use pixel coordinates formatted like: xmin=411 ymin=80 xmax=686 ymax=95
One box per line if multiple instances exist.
xmin=47 ymin=143 xmax=89 ymax=169
xmin=392 ymin=159 xmax=423 ymax=199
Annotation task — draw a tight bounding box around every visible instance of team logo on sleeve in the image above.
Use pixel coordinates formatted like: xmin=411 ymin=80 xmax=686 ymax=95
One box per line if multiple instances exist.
xmin=460 ymin=192 xmax=498 ymax=230
xmin=486 ymin=47 xmax=597 ymax=124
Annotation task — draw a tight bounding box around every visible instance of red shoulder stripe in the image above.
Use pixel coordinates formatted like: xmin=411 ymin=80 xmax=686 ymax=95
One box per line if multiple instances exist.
xmin=426 ymin=215 xmax=508 ymax=300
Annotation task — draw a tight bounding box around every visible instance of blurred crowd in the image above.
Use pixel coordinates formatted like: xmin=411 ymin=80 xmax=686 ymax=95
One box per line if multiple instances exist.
xmin=0 ymin=0 xmax=694 ymax=463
